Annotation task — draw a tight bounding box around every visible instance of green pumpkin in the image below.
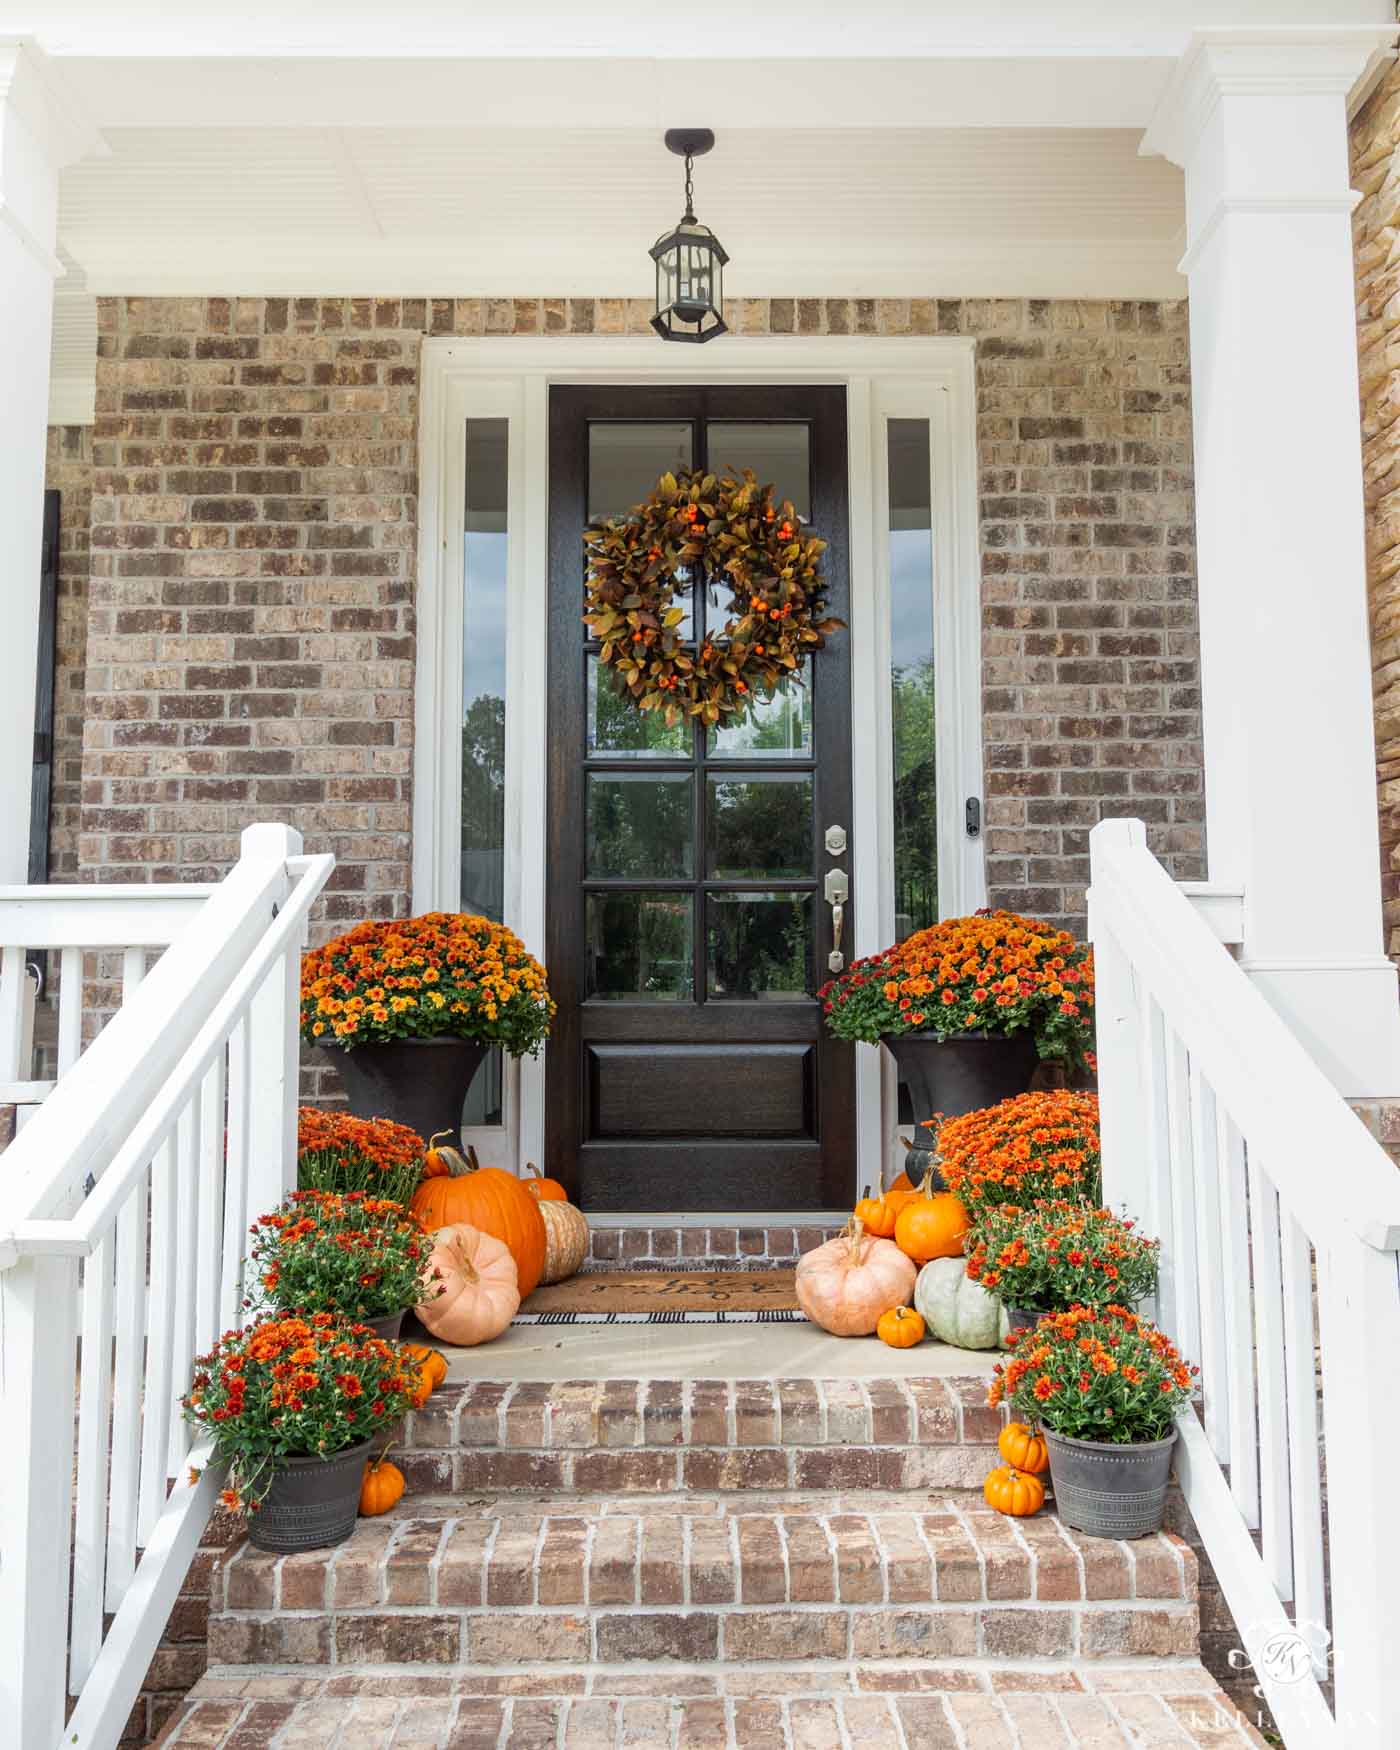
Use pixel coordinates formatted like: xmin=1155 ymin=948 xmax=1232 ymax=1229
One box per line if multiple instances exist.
xmin=914 ymin=1256 xmax=1010 ymax=1351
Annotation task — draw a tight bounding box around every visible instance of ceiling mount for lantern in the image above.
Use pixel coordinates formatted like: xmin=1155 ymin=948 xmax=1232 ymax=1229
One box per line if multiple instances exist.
xmin=651 ymin=128 xmax=728 ymax=344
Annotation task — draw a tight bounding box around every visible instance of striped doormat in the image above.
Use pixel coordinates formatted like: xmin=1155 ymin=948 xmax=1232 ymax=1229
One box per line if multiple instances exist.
xmin=516 ymin=1268 xmax=805 ymax=1325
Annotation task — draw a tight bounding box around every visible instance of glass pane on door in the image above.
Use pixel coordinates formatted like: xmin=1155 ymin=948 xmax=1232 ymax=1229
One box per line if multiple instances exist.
xmin=588 ymin=421 xmax=693 ymax=521
xmin=587 ymin=659 xmax=690 ymax=758
xmin=706 ymin=422 xmax=811 ymax=520
xmin=587 ymin=892 xmax=694 ymax=1001
xmin=708 ymin=664 xmax=812 ymax=758
xmin=587 ymin=774 xmax=694 ymax=879
xmin=707 ymin=892 xmax=812 ymax=1000
xmin=707 ymin=774 xmax=813 ymax=879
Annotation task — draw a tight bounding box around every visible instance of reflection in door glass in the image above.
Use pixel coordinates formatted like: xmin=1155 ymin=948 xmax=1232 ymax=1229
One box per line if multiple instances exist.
xmin=588 ymin=421 xmax=693 ymax=521
xmin=888 ymin=419 xmax=937 ymax=939
xmin=587 ymin=658 xmax=691 ymax=758
xmin=462 ymin=418 xmax=508 ymax=1123
xmin=586 ymin=892 xmax=694 ymax=1000
xmin=707 ymin=775 xmax=813 ymax=880
xmin=707 ymin=892 xmax=812 ymax=1000
xmin=587 ymin=774 xmax=694 ymax=879
xmin=705 ymin=422 xmax=810 ymax=521
xmin=707 ymin=663 xmax=812 ymax=758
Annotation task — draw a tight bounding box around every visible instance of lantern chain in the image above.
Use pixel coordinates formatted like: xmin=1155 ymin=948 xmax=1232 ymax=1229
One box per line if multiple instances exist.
xmin=683 ymin=151 xmax=695 ymax=223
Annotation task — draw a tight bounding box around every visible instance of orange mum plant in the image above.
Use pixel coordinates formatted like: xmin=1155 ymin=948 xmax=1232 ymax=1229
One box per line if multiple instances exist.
xmin=933 ymin=1089 xmax=1101 ymax=1219
xmin=300 ymin=913 xmax=554 ymax=1058
xmin=249 ymin=1190 xmax=439 ymax=1324
xmin=964 ymin=1199 xmax=1158 ymax=1315
xmin=297 ymin=1107 xmax=425 ymax=1210
xmin=818 ymin=909 xmax=1094 ymax=1070
xmin=989 ymin=1303 xmax=1197 ymax=1446
xmin=182 ymin=1312 xmax=417 ymax=1512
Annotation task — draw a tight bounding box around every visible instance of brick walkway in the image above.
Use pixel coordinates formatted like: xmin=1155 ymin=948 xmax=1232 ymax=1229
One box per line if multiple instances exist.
xmin=162 ymin=1667 xmax=1269 ymax=1747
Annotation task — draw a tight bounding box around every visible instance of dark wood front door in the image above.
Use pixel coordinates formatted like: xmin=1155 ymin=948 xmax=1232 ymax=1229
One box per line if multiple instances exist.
xmin=545 ymin=385 xmax=854 ymax=1212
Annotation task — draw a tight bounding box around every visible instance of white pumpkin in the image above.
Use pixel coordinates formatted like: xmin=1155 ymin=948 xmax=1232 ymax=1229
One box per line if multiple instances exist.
xmin=795 ymin=1221 xmax=916 ymax=1337
xmin=914 ymin=1256 xmax=1010 ymax=1351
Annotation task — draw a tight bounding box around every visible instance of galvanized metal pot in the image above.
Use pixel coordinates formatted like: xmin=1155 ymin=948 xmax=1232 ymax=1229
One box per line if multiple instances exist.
xmin=1044 ymin=1425 xmax=1177 ymax=1539
xmin=246 ymin=1437 xmax=376 ymax=1553
xmin=883 ymin=1029 xmax=1040 ymax=1125
xmin=361 ymin=1310 xmax=405 ymax=1342
xmin=332 ymin=1036 xmax=488 ymax=1151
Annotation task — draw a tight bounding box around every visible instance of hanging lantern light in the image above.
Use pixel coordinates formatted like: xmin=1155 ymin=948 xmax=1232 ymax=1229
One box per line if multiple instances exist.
xmin=651 ymin=128 xmax=728 ymax=343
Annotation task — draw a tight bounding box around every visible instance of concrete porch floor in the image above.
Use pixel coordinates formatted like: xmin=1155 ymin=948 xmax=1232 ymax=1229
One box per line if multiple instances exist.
xmin=420 ymin=1318 xmax=1003 ymax=1385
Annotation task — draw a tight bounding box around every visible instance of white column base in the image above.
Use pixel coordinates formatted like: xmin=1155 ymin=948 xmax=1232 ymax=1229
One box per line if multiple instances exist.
xmin=1239 ymin=959 xmax=1400 ymax=1100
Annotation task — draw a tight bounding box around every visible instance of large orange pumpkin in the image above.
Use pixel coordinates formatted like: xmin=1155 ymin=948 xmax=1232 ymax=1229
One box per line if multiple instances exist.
xmin=894 ymin=1171 xmax=970 ymax=1266
xmin=409 ymin=1149 xmax=546 ymax=1297
xmin=523 ymin=1162 xmax=568 ymax=1203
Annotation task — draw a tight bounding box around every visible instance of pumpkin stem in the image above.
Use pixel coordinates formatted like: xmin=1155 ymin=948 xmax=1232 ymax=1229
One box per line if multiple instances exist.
xmin=847 ymin=1215 xmax=866 ymax=1265
xmin=426 ymin=1130 xmax=455 ymax=1149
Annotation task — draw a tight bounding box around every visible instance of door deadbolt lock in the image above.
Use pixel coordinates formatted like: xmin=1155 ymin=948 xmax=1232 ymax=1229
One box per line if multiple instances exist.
xmin=824 ymin=824 xmax=847 ymax=857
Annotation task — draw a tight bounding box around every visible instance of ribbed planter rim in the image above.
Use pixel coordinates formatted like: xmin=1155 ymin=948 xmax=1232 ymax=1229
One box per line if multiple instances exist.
xmin=1043 ymin=1426 xmax=1179 ymax=1457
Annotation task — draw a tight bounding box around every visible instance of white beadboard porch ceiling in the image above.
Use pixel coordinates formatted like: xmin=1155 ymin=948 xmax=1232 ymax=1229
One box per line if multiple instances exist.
xmin=48 ymin=123 xmax=1186 ymax=417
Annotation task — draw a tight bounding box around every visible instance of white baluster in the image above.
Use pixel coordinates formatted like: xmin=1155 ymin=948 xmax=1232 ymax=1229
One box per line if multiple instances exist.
xmin=1217 ymin=1111 xmax=1259 ymax=1532
xmin=222 ymin=1020 xmax=253 ymax=1332
xmin=106 ymin=1172 xmax=148 ymax=1610
xmin=138 ymin=1133 xmax=178 ymax=1544
xmin=197 ymin=1052 xmax=226 ymax=1355
xmin=1248 ymin=1153 xmax=1293 ymax=1602
xmin=1279 ymin=1206 xmax=1326 ymax=1676
xmin=71 ymin=1232 xmax=115 ymax=1691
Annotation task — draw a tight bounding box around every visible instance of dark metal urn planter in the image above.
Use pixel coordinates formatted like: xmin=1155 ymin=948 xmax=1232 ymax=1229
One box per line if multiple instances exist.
xmin=1004 ymin=1304 xmax=1044 ymax=1338
xmin=246 ymin=1437 xmax=376 ymax=1553
xmin=331 ymin=1036 xmax=488 ymax=1150
xmin=1044 ymin=1425 xmax=1178 ymax=1540
xmin=883 ymin=1029 xmax=1041 ymax=1125
xmin=361 ymin=1310 xmax=406 ymax=1342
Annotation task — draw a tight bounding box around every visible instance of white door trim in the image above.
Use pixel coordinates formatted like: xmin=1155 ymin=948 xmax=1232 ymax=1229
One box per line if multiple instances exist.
xmin=415 ymin=334 xmax=985 ymax=1188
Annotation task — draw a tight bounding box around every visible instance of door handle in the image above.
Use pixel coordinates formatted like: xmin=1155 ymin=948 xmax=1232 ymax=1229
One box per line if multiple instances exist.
xmin=824 ymin=868 xmax=848 ymax=972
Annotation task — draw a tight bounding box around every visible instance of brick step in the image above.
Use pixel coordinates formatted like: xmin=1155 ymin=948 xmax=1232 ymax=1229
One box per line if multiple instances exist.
xmin=399 ymin=1376 xmax=1004 ymax=1494
xmin=211 ymin=1493 xmax=1199 ymax=1672
xmin=165 ymin=1665 xmax=1268 ymax=1747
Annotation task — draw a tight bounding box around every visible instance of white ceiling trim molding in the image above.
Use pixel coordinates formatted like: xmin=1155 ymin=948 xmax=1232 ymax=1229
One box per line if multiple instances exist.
xmin=34 ymin=55 xmax=1180 ymax=132
xmin=69 ymin=240 xmax=1188 ymax=300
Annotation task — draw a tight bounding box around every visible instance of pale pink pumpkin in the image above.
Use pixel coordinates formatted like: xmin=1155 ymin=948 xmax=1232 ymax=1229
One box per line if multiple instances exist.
xmin=415 ymin=1223 xmax=520 ymax=1346
xmin=795 ymin=1219 xmax=917 ymax=1337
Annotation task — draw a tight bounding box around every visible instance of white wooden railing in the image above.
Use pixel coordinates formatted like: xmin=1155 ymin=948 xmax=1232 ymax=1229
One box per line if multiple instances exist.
xmin=0 ymin=823 xmax=333 ymax=1750
xmin=1090 ymin=817 xmax=1400 ymax=1749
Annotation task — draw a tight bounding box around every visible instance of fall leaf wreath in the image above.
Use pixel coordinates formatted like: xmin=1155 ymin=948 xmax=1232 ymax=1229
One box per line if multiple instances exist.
xmin=582 ymin=467 xmax=845 ymax=727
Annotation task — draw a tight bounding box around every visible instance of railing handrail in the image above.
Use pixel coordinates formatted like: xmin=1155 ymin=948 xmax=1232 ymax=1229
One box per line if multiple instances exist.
xmin=0 ymin=885 xmax=216 ymax=949
xmin=0 ymin=828 xmax=324 ymax=1230
xmin=1091 ymin=824 xmax=1400 ymax=1254
xmin=0 ymin=850 xmax=333 ymax=1267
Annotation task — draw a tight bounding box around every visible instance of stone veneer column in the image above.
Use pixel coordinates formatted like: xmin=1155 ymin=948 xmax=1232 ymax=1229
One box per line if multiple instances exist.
xmin=1145 ymin=28 xmax=1400 ymax=1097
xmin=0 ymin=44 xmax=95 ymax=882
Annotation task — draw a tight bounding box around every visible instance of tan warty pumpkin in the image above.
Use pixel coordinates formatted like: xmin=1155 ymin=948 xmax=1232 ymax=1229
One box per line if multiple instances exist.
xmin=538 ymin=1198 xmax=589 ymax=1284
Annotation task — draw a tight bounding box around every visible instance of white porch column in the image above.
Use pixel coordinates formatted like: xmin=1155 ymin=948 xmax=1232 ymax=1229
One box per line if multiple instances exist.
xmin=1144 ymin=28 xmax=1400 ymax=1097
xmin=0 ymin=43 xmax=95 ymax=884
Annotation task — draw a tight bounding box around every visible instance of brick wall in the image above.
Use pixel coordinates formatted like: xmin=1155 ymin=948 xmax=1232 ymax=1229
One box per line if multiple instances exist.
xmin=79 ymin=293 xmax=1204 ymax=942
xmin=1353 ymin=62 xmax=1400 ymax=960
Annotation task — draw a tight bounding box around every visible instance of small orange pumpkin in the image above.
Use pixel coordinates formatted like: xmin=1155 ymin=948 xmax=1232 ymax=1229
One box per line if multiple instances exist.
xmin=998 ymin=1421 xmax=1049 ymax=1475
xmin=854 ymin=1183 xmax=900 ymax=1239
xmin=402 ymin=1342 xmax=448 ymax=1391
xmin=420 ymin=1130 xmax=459 ymax=1179
xmin=894 ymin=1172 xmax=970 ymax=1265
xmin=359 ymin=1455 xmax=405 ymax=1517
xmin=876 ymin=1305 xmax=926 ymax=1349
xmin=523 ymin=1162 xmax=568 ymax=1203
xmin=983 ymin=1464 xmax=1045 ymax=1518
